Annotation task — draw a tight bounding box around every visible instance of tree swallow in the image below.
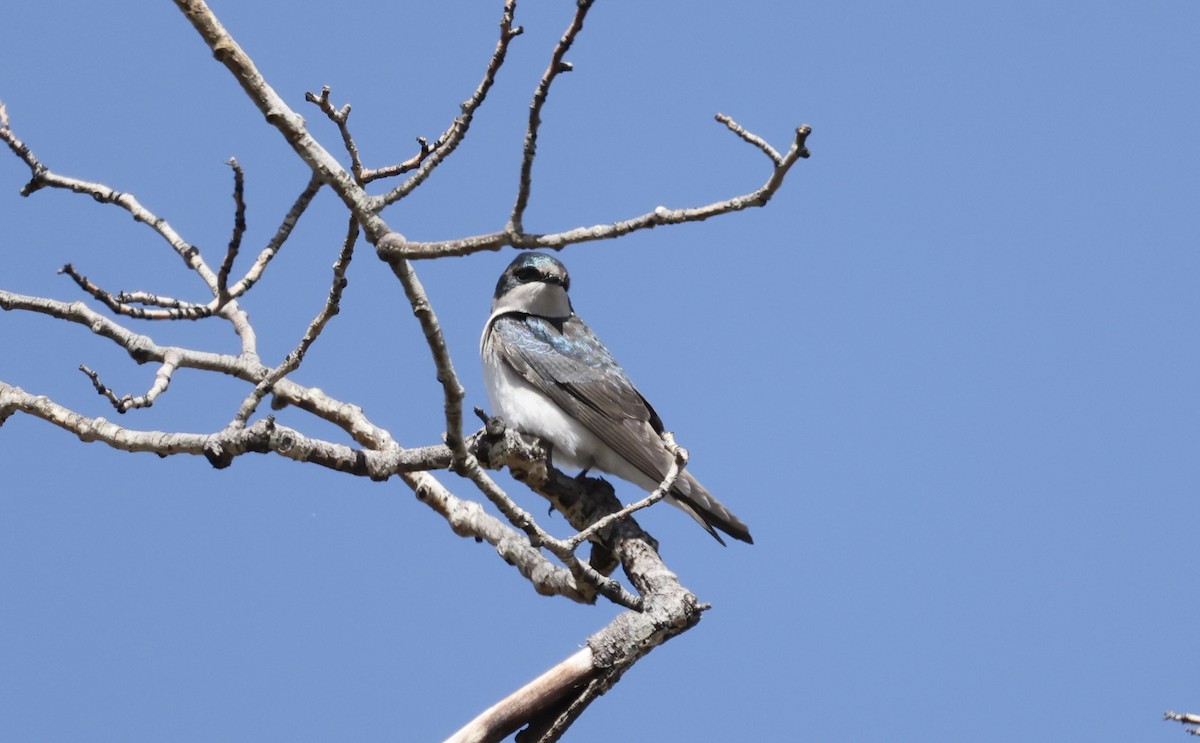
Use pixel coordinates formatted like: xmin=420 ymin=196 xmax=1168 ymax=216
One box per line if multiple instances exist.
xmin=480 ymin=252 xmax=753 ymax=545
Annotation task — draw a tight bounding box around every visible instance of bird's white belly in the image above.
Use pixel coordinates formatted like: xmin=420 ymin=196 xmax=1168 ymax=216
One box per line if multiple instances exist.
xmin=482 ymin=334 xmax=719 ymax=535
xmin=483 ymin=353 xmax=595 ymax=471
xmin=482 ymin=343 xmax=658 ymax=490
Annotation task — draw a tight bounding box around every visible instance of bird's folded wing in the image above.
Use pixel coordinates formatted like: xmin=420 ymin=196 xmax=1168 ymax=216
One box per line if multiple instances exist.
xmin=490 ymin=314 xmax=672 ymax=482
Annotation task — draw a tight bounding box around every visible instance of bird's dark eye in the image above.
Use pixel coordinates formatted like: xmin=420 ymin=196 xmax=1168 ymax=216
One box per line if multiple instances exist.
xmin=514 ymin=267 xmax=541 ymax=283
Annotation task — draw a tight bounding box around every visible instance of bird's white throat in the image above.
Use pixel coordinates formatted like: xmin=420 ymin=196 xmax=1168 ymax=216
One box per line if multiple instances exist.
xmin=490 ymin=281 xmax=571 ymax=319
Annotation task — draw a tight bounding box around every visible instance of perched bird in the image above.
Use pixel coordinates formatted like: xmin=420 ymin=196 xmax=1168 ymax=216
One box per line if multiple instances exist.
xmin=480 ymin=251 xmax=752 ymax=545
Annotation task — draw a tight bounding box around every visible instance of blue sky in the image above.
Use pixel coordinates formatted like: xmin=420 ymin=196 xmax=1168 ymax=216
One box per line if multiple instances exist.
xmin=2 ymin=2 xmax=1198 ymax=741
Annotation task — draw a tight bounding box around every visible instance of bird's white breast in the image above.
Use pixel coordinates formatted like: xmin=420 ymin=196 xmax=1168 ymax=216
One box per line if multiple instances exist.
xmin=481 ymin=321 xmax=701 ymax=527
xmin=481 ymin=327 xmax=597 ymax=472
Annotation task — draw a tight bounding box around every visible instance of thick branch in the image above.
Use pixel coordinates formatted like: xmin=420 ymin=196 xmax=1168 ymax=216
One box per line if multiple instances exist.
xmin=401 ymin=470 xmax=602 ymax=605
xmin=457 ymin=451 xmax=638 ymax=609
xmin=446 ymin=433 xmax=705 ymax=743
xmin=445 ymin=648 xmax=595 ymax=743
xmin=0 ymin=380 xmax=605 ymax=604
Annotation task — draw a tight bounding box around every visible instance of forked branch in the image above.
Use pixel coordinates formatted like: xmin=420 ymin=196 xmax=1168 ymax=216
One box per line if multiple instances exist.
xmin=379 ymin=120 xmax=811 ymax=260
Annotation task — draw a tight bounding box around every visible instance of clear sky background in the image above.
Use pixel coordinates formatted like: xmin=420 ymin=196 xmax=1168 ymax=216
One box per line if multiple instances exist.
xmin=2 ymin=2 xmax=1198 ymax=741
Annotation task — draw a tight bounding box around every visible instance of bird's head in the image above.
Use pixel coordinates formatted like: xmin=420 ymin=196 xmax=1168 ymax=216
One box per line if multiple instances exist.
xmin=491 ymin=252 xmax=573 ymax=319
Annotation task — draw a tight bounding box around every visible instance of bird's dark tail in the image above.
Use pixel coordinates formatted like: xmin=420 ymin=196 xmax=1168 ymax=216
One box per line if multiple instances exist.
xmin=669 ymin=471 xmax=753 ymax=545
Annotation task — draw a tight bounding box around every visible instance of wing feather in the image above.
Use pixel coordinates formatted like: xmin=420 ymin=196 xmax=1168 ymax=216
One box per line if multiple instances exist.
xmin=489 ymin=312 xmax=753 ymax=545
xmin=490 ymin=314 xmax=671 ymax=483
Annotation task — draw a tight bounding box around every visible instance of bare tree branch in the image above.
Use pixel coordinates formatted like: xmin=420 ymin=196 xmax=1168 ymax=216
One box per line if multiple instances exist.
xmin=224 ymin=174 xmax=324 ymax=299
xmin=230 ymin=215 xmax=358 ymax=428
xmin=378 ymin=120 xmax=812 ymax=260
xmin=216 ymin=157 xmax=247 ymax=303
xmin=57 ymin=263 xmax=212 ymax=321
xmin=377 ymin=0 xmax=522 ymax=204
xmin=80 ymin=351 xmax=180 ymax=413
xmin=715 ymin=111 xmax=785 ymax=164
xmin=172 ymin=0 xmax=391 ymax=239
xmin=0 ymin=288 xmax=391 ymax=448
xmin=444 ymin=424 xmax=708 ymax=743
xmin=1166 ymin=711 xmax=1200 ymax=736
xmin=508 ymin=0 xmax=593 ymax=234
xmin=445 ymin=648 xmax=594 ymax=743
xmin=1 ymin=122 xmax=221 ymax=288
xmin=0 ymin=376 xmax=631 ymax=610
xmin=402 ymin=468 xmax=607 ymax=607
xmin=304 ymin=86 xmax=369 ymax=184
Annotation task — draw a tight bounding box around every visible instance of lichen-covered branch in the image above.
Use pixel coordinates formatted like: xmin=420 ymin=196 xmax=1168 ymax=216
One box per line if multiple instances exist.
xmin=0 ymin=379 xmax=615 ymax=606
xmin=446 ymin=430 xmax=704 ymax=742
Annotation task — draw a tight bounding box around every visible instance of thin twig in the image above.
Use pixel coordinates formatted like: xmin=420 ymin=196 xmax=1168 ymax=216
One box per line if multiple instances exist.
xmin=305 ymin=85 xmax=440 ymax=187
xmin=1 ymin=107 xmax=274 ymax=373
xmin=377 ymin=0 xmax=522 ymax=205
xmin=715 ymin=112 xmax=783 ymax=164
xmin=80 ymin=350 xmax=181 ymax=413
xmin=225 ymin=174 xmax=323 ymax=299
xmin=1 ymin=110 xmax=222 ymax=290
xmin=216 ymin=157 xmax=247 ymax=303
xmin=304 ymin=86 xmax=366 ymax=183
xmin=58 ymin=264 xmax=212 ymax=321
xmin=508 ymin=0 xmax=593 ymax=233
xmin=230 ymin=215 xmax=358 ymax=427
xmin=565 ymin=434 xmax=687 ymax=551
xmin=116 ymin=291 xmax=201 ymax=309
xmin=0 ymin=288 xmax=388 ymax=448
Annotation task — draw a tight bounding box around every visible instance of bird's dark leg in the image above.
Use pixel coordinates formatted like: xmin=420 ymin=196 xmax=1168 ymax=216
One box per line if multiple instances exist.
xmin=588 ymin=542 xmax=618 ymax=576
